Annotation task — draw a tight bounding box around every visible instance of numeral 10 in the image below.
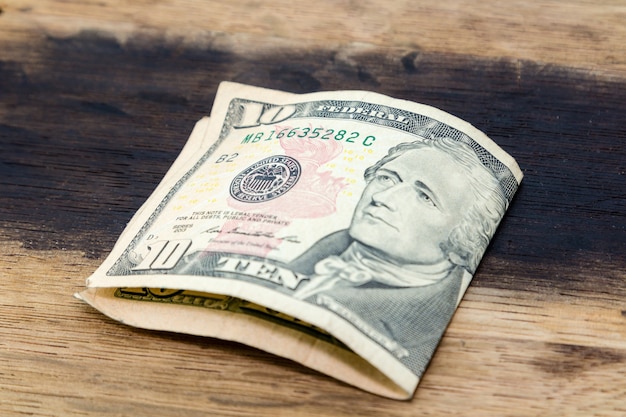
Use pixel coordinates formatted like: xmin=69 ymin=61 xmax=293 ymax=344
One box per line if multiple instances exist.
xmin=131 ymin=239 xmax=192 ymax=271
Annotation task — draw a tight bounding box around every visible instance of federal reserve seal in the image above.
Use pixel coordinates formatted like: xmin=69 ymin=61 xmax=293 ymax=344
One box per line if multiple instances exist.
xmin=230 ymin=155 xmax=301 ymax=203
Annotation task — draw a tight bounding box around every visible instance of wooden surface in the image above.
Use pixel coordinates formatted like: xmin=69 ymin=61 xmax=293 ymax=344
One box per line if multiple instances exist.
xmin=1 ymin=1 xmax=625 ymax=416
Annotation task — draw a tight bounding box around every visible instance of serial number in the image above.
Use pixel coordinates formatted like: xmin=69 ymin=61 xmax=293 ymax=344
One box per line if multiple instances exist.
xmin=241 ymin=127 xmax=376 ymax=147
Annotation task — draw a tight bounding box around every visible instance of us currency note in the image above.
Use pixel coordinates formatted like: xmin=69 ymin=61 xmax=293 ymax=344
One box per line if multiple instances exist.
xmin=78 ymin=82 xmax=523 ymax=399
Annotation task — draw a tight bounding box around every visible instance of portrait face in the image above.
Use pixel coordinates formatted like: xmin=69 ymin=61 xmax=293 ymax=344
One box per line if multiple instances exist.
xmin=349 ymin=147 xmax=475 ymax=266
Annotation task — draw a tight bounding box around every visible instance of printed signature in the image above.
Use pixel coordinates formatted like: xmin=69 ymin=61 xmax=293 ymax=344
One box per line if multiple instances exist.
xmin=202 ymin=226 xmax=301 ymax=243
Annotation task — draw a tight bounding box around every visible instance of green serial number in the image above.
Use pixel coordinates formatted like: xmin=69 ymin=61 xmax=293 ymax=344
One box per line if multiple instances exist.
xmin=241 ymin=127 xmax=376 ymax=147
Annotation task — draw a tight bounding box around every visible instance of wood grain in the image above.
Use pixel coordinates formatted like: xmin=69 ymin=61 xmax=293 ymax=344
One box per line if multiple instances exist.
xmin=4 ymin=0 xmax=626 ymax=77
xmin=1 ymin=1 xmax=625 ymax=416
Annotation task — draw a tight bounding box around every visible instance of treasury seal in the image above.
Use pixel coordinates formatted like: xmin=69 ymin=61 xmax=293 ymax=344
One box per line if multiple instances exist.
xmin=230 ymin=155 xmax=301 ymax=203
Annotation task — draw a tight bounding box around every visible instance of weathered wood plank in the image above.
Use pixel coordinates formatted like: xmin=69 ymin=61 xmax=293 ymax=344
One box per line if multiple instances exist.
xmin=3 ymin=0 xmax=626 ymax=76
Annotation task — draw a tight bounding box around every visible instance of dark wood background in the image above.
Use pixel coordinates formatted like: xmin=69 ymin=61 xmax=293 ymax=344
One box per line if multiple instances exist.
xmin=1 ymin=2 xmax=624 ymax=416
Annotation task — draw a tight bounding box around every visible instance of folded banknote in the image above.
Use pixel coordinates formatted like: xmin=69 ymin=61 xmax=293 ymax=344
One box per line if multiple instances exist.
xmin=78 ymin=82 xmax=523 ymax=399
